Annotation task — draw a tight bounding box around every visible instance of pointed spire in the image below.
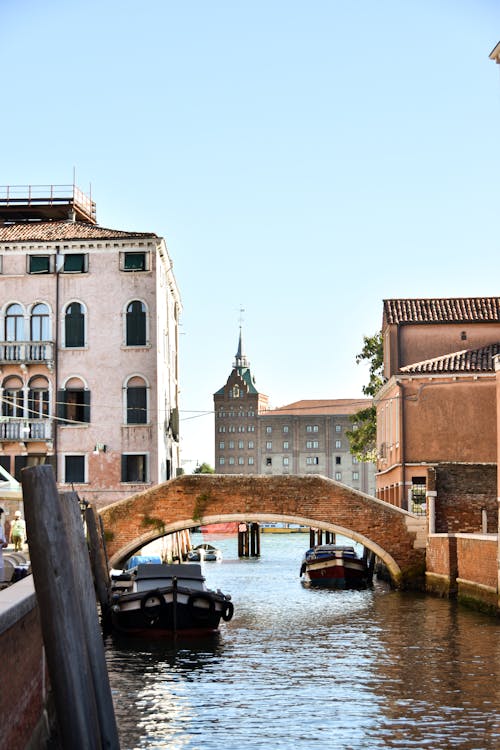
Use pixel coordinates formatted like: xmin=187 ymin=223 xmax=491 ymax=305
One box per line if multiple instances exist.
xmin=233 ymin=325 xmax=249 ymax=371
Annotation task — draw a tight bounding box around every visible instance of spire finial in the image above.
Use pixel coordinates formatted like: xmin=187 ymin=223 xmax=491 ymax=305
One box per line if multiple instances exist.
xmin=234 ymin=307 xmax=249 ymax=370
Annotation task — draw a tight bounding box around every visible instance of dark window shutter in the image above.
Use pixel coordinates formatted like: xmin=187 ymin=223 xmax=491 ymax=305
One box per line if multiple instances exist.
xmin=57 ymin=390 xmax=67 ymax=420
xmin=121 ymin=455 xmax=128 ymax=482
xmin=65 ymin=303 xmax=84 ymax=347
xmin=82 ymin=390 xmax=91 ymax=423
xmin=127 ymin=387 xmax=146 ymax=424
xmin=126 ymin=302 xmax=146 ymax=345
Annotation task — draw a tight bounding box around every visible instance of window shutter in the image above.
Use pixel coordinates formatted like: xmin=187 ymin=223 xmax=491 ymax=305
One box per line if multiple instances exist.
xmin=127 ymin=387 xmax=146 ymax=424
xmin=82 ymin=390 xmax=91 ymax=423
xmin=126 ymin=302 xmax=146 ymax=346
xmin=65 ymin=304 xmax=84 ymax=347
xmin=121 ymin=455 xmax=128 ymax=482
xmin=57 ymin=390 xmax=67 ymax=420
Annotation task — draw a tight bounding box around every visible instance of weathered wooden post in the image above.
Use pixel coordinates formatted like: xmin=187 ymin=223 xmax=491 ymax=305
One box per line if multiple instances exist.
xmin=238 ymin=522 xmax=249 ymax=557
xmin=21 ymin=466 xmax=120 ymax=750
xmin=86 ymin=504 xmax=111 ymax=622
xmin=60 ymin=492 xmax=120 ymax=749
xmin=250 ymin=522 xmax=260 ymax=557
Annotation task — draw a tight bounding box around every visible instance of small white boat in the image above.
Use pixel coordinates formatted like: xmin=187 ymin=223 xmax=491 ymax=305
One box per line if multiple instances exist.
xmin=187 ymin=543 xmax=222 ymax=562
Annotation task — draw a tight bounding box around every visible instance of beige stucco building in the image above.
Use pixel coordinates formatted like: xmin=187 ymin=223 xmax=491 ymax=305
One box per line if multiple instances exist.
xmin=0 ymin=184 xmax=181 ymax=509
xmin=214 ymin=329 xmax=376 ymax=494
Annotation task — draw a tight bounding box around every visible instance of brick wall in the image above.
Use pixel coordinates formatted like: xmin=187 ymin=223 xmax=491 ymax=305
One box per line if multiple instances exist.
xmin=101 ymin=474 xmax=426 ymax=585
xmin=431 ymin=464 xmax=497 ymax=533
xmin=457 ymin=535 xmax=497 ymax=590
xmin=0 ymin=578 xmax=51 ymax=748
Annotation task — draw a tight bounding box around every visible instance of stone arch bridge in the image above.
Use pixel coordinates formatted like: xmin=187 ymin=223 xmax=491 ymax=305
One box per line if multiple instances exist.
xmin=100 ymin=474 xmax=427 ymax=587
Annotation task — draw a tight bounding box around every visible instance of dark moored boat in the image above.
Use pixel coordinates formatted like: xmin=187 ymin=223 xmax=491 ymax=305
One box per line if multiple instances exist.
xmin=300 ymin=544 xmax=371 ymax=589
xmin=110 ymin=563 xmax=233 ymax=636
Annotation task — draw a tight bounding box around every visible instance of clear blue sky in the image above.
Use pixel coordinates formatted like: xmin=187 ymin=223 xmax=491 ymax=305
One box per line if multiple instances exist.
xmin=1 ymin=1 xmax=500 ymax=468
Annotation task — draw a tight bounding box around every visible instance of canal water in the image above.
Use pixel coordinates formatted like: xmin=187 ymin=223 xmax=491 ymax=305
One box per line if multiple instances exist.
xmin=105 ymin=532 xmax=500 ymax=750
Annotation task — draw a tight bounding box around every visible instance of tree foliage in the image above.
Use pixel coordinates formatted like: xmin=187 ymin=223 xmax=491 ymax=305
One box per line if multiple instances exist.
xmin=193 ymin=462 xmax=215 ymax=474
xmin=346 ymin=331 xmax=384 ymax=461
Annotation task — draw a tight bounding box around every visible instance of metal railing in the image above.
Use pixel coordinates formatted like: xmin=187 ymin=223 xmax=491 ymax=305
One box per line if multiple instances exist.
xmin=0 ymin=184 xmax=96 ymax=222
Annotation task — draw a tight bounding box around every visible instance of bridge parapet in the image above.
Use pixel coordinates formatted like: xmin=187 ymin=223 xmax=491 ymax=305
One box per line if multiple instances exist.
xmin=100 ymin=474 xmax=427 ymax=588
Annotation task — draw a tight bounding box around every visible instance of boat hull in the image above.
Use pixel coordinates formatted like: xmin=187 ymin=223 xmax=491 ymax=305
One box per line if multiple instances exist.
xmin=110 ymin=563 xmax=233 ymax=637
xmin=300 ymin=545 xmax=371 ymax=589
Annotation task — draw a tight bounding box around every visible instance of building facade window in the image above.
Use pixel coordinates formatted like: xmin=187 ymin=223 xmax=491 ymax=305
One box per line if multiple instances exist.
xmin=353 ymin=471 xmax=360 ymax=481
xmin=63 ymin=254 xmax=88 ymax=273
xmin=28 ymin=376 xmax=50 ymax=419
xmin=2 ymin=376 xmax=24 ymax=417
xmin=283 ymin=425 xmax=289 ymax=433
xmin=306 ymin=440 xmax=319 ymax=449
xmin=238 ymin=440 xmax=244 ymax=449
xmin=121 ymin=454 xmax=148 ymax=482
xmin=335 ymin=424 xmax=341 ymax=432
xmin=30 ymin=303 xmax=50 ymax=340
xmin=266 ymin=457 xmax=272 ymax=466
xmin=126 ymin=301 xmax=147 ymax=346
xmin=126 ymin=378 xmax=148 ymax=424
xmin=219 ymin=456 xmax=225 ymax=465
xmin=248 ymin=440 xmax=254 ymax=449
xmin=335 ymin=440 xmax=341 ymax=449
xmin=29 ymin=255 xmax=50 ymax=274
xmin=229 ymin=457 xmax=235 ymax=465
xmin=229 ymin=440 xmax=235 ymax=449
xmin=283 ymin=441 xmax=289 ymax=450
xmin=306 ymin=425 xmax=319 ymax=433
xmin=248 ymin=457 xmax=254 ymax=465
xmin=64 ymin=302 xmax=85 ymax=347
xmin=283 ymin=457 xmax=289 ymax=466
xmin=266 ymin=441 xmax=272 ymax=450
xmin=122 ymin=251 xmax=147 ymax=271
xmin=65 ymin=455 xmax=85 ymax=483
xmin=238 ymin=457 xmax=244 ymax=465
xmin=336 ymin=456 xmax=341 ymax=465
xmin=266 ymin=426 xmax=272 ymax=433
xmin=219 ymin=441 xmax=225 ymax=449
xmin=5 ymin=303 xmax=24 ymax=341
xmin=335 ymin=472 xmax=342 ymax=481
xmin=57 ymin=379 xmax=90 ymax=424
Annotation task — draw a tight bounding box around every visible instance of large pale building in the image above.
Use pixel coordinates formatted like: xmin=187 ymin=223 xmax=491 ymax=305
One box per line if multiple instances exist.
xmin=0 ymin=184 xmax=181 ymax=509
xmin=214 ymin=330 xmax=376 ymax=495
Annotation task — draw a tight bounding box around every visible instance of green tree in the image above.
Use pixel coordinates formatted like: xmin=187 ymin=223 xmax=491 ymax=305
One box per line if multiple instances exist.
xmin=346 ymin=331 xmax=384 ymax=461
xmin=193 ymin=462 xmax=215 ymax=474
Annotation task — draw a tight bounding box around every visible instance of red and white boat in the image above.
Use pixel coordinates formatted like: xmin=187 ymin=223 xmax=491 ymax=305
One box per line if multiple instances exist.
xmin=300 ymin=544 xmax=372 ymax=589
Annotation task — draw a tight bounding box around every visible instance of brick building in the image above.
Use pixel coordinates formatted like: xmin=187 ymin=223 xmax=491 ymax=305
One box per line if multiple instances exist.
xmin=0 ymin=184 xmax=181 ymax=511
xmin=214 ymin=329 xmax=376 ymax=494
xmin=375 ymin=297 xmax=500 ymax=509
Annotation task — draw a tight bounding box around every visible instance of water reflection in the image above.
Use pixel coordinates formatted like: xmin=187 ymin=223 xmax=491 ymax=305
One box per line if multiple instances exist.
xmin=107 ymin=534 xmax=500 ymax=750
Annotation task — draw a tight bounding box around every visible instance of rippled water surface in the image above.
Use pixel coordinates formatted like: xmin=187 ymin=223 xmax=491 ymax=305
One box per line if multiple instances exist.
xmin=105 ymin=533 xmax=500 ymax=750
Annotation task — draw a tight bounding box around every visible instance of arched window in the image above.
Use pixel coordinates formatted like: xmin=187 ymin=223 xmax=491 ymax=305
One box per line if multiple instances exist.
xmin=28 ymin=376 xmax=50 ymax=418
xmin=57 ymin=377 xmax=90 ymax=424
xmin=2 ymin=376 xmax=24 ymax=417
xmin=126 ymin=376 xmax=148 ymax=424
xmin=64 ymin=302 xmax=85 ymax=348
xmin=126 ymin=301 xmax=146 ymax=346
xmin=31 ymin=303 xmax=50 ymax=341
xmin=5 ymin=304 xmax=24 ymax=342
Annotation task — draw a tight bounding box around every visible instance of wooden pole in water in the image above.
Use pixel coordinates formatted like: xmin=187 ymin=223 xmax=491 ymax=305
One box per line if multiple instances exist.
xmin=86 ymin=504 xmax=111 ymax=623
xmin=60 ymin=492 xmax=120 ymax=749
xmin=21 ymin=465 xmax=117 ymax=750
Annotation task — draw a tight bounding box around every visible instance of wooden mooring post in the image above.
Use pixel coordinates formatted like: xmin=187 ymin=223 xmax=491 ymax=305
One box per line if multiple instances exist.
xmin=238 ymin=522 xmax=260 ymax=557
xmin=21 ymin=465 xmax=120 ymax=750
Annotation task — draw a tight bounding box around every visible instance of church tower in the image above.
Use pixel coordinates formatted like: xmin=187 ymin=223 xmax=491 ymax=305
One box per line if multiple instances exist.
xmin=213 ymin=328 xmax=268 ymax=473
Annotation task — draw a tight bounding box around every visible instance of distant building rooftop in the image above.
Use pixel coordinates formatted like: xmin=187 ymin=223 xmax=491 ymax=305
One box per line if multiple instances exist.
xmin=0 ymin=184 xmax=97 ymax=224
xmin=489 ymin=41 xmax=500 ymax=63
xmin=264 ymin=399 xmax=372 ymax=416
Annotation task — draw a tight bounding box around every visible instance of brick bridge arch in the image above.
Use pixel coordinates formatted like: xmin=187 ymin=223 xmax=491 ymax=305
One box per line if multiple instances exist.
xmin=100 ymin=474 xmax=427 ymax=587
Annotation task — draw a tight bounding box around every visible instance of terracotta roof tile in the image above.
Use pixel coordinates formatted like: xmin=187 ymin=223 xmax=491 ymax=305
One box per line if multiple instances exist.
xmin=0 ymin=221 xmax=157 ymax=243
xmin=400 ymin=343 xmax=500 ymax=374
xmin=384 ymin=298 xmax=500 ymax=325
xmin=264 ymin=398 xmax=372 ymax=416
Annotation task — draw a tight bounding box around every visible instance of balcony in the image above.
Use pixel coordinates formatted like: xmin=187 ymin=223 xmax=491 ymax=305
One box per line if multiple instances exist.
xmin=0 ymin=419 xmax=53 ymax=442
xmin=0 ymin=342 xmax=55 ymax=366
